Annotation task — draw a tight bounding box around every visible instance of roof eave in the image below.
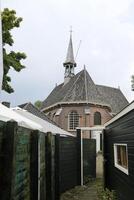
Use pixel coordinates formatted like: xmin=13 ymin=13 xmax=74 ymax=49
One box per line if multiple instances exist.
xmin=41 ymin=101 xmax=111 ymax=112
xmin=104 ymin=100 xmax=134 ymax=127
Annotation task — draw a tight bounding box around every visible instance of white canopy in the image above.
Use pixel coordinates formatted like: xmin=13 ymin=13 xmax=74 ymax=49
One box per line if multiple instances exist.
xmin=0 ymin=103 xmax=43 ymax=130
xmin=13 ymin=107 xmax=74 ymax=136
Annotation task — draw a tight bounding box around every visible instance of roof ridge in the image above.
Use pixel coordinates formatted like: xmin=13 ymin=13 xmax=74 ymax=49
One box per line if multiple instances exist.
xmin=62 ymin=70 xmax=83 ymax=101
xmin=96 ymin=84 xmax=119 ymax=89
xmin=84 ymin=68 xmax=88 ymax=101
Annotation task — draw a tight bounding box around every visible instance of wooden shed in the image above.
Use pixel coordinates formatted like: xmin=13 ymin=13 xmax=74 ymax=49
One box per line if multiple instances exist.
xmin=104 ymin=101 xmax=134 ymax=200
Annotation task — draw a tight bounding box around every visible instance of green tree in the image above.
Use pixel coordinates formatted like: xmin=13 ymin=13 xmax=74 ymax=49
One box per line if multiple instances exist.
xmin=34 ymin=100 xmax=42 ymax=109
xmin=2 ymin=8 xmax=26 ymax=93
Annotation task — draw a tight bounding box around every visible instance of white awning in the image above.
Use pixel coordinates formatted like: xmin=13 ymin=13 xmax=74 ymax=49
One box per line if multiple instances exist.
xmin=13 ymin=107 xmax=74 ymax=136
xmin=0 ymin=103 xmax=43 ymax=130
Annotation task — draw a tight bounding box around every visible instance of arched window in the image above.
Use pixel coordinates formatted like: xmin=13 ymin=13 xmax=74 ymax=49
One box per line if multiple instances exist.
xmin=68 ymin=111 xmax=79 ymax=130
xmin=94 ymin=112 xmax=101 ymax=125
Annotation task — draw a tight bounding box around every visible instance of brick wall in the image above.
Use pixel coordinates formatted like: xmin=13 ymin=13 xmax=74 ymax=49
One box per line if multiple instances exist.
xmin=44 ymin=103 xmax=112 ymax=134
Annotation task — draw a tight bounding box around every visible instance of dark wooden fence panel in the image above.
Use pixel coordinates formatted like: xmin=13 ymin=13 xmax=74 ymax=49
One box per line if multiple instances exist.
xmin=45 ymin=132 xmax=56 ymax=200
xmin=0 ymin=120 xmax=97 ymax=200
xmin=39 ymin=133 xmax=46 ymax=200
xmin=0 ymin=121 xmax=4 ymax=153
xmin=0 ymin=121 xmax=11 ymax=200
xmin=104 ymin=110 xmax=134 ymax=200
xmin=30 ymin=131 xmax=38 ymax=200
xmin=83 ymin=139 xmax=96 ymax=184
xmin=76 ymin=129 xmax=82 ymax=185
xmin=0 ymin=121 xmax=17 ymax=200
xmin=13 ymin=126 xmax=31 ymax=200
xmin=58 ymin=136 xmax=77 ymax=194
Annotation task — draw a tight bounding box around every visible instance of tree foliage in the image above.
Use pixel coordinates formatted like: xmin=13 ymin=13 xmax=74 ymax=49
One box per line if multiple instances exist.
xmin=34 ymin=100 xmax=42 ymax=109
xmin=2 ymin=8 xmax=26 ymax=93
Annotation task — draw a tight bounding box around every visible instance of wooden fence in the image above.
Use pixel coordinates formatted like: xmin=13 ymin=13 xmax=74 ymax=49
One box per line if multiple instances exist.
xmin=0 ymin=120 xmax=96 ymax=200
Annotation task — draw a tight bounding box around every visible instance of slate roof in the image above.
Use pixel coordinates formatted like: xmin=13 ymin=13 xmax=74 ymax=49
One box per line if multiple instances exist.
xmin=96 ymin=85 xmax=128 ymax=113
xmin=18 ymin=102 xmax=57 ymax=125
xmin=41 ymin=69 xmax=128 ymax=114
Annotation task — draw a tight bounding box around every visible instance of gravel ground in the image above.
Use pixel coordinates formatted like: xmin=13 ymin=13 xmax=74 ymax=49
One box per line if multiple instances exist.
xmin=60 ymin=179 xmax=102 ymax=200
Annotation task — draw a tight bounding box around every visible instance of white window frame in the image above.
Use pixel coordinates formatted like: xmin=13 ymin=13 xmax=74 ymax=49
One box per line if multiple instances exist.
xmin=114 ymin=143 xmax=129 ymax=175
xmin=68 ymin=111 xmax=79 ymax=131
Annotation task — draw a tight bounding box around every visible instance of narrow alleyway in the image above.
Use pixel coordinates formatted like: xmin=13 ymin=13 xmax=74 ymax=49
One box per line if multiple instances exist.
xmin=61 ymin=179 xmax=102 ymax=200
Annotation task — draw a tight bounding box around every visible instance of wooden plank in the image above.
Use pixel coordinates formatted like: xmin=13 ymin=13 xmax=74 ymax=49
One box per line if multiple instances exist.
xmin=55 ymin=134 xmax=60 ymax=200
xmin=45 ymin=132 xmax=56 ymax=200
xmin=39 ymin=133 xmax=46 ymax=200
xmin=0 ymin=121 xmax=17 ymax=200
xmin=30 ymin=130 xmax=38 ymax=200
xmin=77 ymin=129 xmax=82 ymax=185
xmin=13 ymin=127 xmax=31 ymax=200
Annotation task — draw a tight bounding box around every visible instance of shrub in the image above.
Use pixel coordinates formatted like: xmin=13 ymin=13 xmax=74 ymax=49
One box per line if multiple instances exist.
xmin=97 ymin=185 xmax=117 ymax=200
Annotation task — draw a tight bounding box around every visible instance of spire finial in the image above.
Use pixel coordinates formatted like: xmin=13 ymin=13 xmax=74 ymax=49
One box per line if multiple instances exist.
xmin=70 ymin=26 xmax=73 ymax=37
xmin=84 ymin=65 xmax=86 ymax=70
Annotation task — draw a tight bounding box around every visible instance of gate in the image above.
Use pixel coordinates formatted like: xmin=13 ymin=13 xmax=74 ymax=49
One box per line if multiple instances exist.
xmin=83 ymin=139 xmax=96 ymax=184
xmin=77 ymin=128 xmax=97 ymax=185
xmin=56 ymin=135 xmax=77 ymax=194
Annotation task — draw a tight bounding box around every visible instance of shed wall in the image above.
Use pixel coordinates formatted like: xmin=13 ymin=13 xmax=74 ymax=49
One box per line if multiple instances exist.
xmin=104 ymin=110 xmax=134 ymax=200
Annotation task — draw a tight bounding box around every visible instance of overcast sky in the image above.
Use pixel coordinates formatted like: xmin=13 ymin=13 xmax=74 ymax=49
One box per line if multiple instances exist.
xmin=1 ymin=0 xmax=134 ymax=106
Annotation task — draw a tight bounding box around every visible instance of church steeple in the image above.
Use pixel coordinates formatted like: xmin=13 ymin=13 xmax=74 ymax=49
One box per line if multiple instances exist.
xmin=63 ymin=31 xmax=76 ymax=84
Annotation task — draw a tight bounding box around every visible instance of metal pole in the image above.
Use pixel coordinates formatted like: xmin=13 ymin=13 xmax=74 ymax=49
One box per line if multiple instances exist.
xmin=81 ymin=130 xmax=83 ymax=185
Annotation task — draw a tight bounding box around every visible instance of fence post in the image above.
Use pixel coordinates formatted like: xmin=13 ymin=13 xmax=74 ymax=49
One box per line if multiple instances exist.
xmin=30 ymin=130 xmax=39 ymax=200
xmin=55 ymin=134 xmax=60 ymax=200
xmin=103 ymin=129 xmax=106 ymax=189
xmin=46 ymin=132 xmax=56 ymax=200
xmin=0 ymin=121 xmax=17 ymax=200
xmin=76 ymin=128 xmax=83 ymax=186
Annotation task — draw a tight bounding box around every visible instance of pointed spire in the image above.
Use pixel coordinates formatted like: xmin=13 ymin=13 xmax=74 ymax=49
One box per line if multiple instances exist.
xmin=65 ymin=28 xmax=75 ymax=64
xmin=84 ymin=65 xmax=88 ymax=101
xmin=63 ymin=28 xmax=77 ymax=84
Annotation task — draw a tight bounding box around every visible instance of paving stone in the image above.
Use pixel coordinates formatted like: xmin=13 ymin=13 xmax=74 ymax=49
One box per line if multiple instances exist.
xmin=61 ymin=179 xmax=102 ymax=200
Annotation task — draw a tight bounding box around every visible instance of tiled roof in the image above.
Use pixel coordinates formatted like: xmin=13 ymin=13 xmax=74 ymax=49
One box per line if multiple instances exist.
xmin=41 ymin=69 xmax=129 ymax=113
xmin=96 ymin=85 xmax=128 ymax=113
xmin=18 ymin=102 xmax=57 ymax=125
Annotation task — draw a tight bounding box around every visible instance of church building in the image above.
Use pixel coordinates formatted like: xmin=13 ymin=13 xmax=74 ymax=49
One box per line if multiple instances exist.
xmin=41 ymin=33 xmax=128 ymax=142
